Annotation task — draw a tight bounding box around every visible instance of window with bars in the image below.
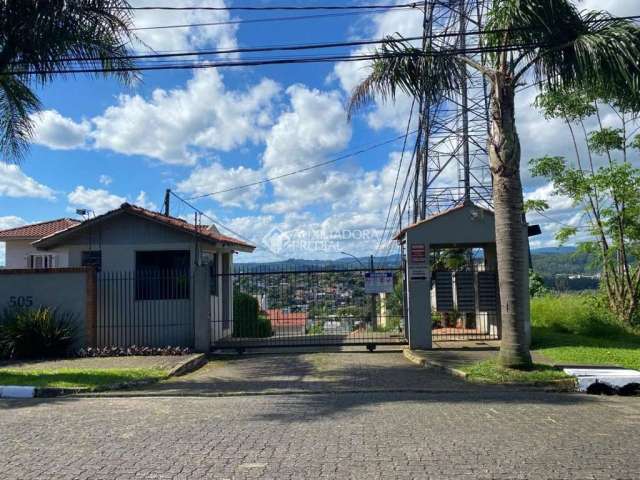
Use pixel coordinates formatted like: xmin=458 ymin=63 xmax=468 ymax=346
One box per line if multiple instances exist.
xmin=135 ymin=250 xmax=190 ymax=301
xmin=28 ymin=254 xmax=58 ymax=269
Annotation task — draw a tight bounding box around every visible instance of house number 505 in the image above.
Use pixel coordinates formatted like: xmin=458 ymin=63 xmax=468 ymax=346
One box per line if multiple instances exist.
xmin=8 ymin=296 xmax=33 ymax=307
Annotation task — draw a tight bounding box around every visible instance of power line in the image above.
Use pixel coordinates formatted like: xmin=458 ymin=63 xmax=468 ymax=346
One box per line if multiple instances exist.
xmin=13 ymin=14 xmax=640 ymax=69
xmin=168 ymin=191 xmax=287 ymax=258
xmin=8 ymin=43 xmax=553 ymax=75
xmin=31 ymin=35 xmax=426 ymax=64
xmin=186 ymin=130 xmax=419 ymax=201
xmin=132 ymin=7 xmax=417 ymax=31
xmin=375 ymin=97 xmax=416 ymax=257
xmin=124 ymin=3 xmax=421 ymax=12
xmin=13 ymin=23 xmax=543 ymax=65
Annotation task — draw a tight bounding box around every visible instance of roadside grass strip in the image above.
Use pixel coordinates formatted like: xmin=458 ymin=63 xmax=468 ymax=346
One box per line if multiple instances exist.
xmin=0 ymin=367 xmax=168 ymax=389
xmin=460 ymin=359 xmax=571 ymax=384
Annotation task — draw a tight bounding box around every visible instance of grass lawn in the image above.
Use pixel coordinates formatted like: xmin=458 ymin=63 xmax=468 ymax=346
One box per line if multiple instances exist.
xmin=0 ymin=367 xmax=168 ymax=389
xmin=460 ymin=359 xmax=570 ymax=384
xmin=532 ymin=328 xmax=640 ymax=370
xmin=530 ymin=294 xmax=640 ymax=370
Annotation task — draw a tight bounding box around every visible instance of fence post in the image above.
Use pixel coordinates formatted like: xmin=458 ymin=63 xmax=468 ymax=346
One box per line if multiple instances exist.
xmin=193 ymin=265 xmax=211 ymax=353
xmin=85 ymin=267 xmax=98 ymax=348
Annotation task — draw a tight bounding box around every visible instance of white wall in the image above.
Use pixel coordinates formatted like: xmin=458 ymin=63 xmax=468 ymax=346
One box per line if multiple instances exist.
xmin=4 ymin=240 xmax=69 ymax=269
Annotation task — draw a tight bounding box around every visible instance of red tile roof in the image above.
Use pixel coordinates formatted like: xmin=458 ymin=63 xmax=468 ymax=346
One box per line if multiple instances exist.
xmin=33 ymin=203 xmax=255 ymax=252
xmin=0 ymin=218 xmax=80 ymax=240
xmin=266 ymin=309 xmax=308 ymax=328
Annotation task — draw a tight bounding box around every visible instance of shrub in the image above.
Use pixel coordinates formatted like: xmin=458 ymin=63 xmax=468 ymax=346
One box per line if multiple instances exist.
xmin=233 ymin=293 xmax=272 ymax=338
xmin=0 ymin=307 xmax=77 ymax=359
xmin=78 ymin=345 xmax=192 ymax=358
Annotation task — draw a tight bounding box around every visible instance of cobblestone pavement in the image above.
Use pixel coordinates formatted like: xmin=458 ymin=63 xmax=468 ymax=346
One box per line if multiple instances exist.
xmin=2 ymin=353 xmax=640 ymax=479
xmin=94 ymin=351 xmax=481 ymax=396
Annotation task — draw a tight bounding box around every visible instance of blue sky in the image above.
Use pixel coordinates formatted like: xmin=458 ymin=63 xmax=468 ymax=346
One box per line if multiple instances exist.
xmin=1 ymin=0 xmax=638 ymax=263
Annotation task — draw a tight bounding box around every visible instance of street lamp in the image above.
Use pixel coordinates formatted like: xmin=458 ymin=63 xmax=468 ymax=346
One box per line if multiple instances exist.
xmin=340 ymin=252 xmax=377 ymax=330
xmin=340 ymin=251 xmax=366 ymax=269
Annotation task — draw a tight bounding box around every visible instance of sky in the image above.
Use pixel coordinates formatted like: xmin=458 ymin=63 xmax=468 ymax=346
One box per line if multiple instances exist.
xmin=0 ymin=0 xmax=639 ymax=264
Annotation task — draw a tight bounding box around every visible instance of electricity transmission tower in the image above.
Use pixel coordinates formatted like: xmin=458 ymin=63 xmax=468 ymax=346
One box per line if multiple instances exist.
xmin=411 ymin=0 xmax=492 ymax=223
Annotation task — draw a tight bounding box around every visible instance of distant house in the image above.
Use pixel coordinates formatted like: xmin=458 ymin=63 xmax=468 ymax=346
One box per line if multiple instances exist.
xmin=0 ymin=218 xmax=80 ymax=269
xmin=266 ymin=309 xmax=307 ymax=336
xmin=0 ymin=203 xmax=254 ymax=272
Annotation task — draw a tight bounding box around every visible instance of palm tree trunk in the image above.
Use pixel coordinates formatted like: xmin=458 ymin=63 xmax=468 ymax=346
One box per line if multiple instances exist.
xmin=489 ymin=73 xmax=532 ymax=369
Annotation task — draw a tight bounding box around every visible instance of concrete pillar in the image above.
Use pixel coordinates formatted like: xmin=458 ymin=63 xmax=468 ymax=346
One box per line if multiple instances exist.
xmin=522 ymin=227 xmax=532 ymax=349
xmin=84 ymin=267 xmax=97 ymax=348
xmin=405 ymin=235 xmax=431 ymax=350
xmin=193 ymin=265 xmax=211 ymax=353
xmin=483 ymin=243 xmax=500 ymax=338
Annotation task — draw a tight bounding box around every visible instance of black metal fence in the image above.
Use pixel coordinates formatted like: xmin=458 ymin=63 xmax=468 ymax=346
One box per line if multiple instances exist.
xmin=431 ymin=269 xmax=501 ymax=342
xmin=97 ymin=270 xmax=195 ymax=348
xmin=212 ymin=264 xmax=407 ymax=349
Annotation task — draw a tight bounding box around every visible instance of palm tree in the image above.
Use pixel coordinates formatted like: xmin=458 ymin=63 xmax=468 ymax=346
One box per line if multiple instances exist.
xmin=349 ymin=0 xmax=640 ymax=368
xmin=0 ymin=1 xmax=137 ymax=162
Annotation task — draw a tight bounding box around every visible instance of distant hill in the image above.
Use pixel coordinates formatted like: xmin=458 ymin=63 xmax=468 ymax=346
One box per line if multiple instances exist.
xmin=236 ymin=254 xmax=402 ymax=271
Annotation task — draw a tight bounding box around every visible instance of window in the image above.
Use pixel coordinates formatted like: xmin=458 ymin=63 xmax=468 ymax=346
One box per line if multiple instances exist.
xmin=135 ymin=250 xmax=190 ymax=300
xmin=202 ymin=252 xmax=219 ymax=296
xmin=28 ymin=254 xmax=57 ymax=269
xmin=81 ymin=251 xmax=102 ymax=272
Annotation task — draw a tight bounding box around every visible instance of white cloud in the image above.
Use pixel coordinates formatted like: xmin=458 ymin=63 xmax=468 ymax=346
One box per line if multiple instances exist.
xmin=177 ymin=161 xmax=265 ymax=209
xmin=132 ymin=0 xmax=238 ymax=53
xmin=91 ymin=70 xmax=280 ymax=165
xmin=0 ymin=215 xmax=27 ymax=230
xmin=261 ymin=85 xmax=352 ymax=209
xmin=31 ymin=110 xmax=91 ymax=150
xmin=134 ymin=191 xmax=158 ymax=211
xmin=67 ymin=187 xmax=156 ymax=215
xmin=331 ymin=5 xmax=423 ymax=132
xmin=99 ymin=175 xmax=113 ymax=186
xmin=68 ymin=186 xmax=125 ymax=214
xmin=581 ymin=0 xmax=637 ymax=16
xmin=0 ymin=164 xmax=55 ymax=199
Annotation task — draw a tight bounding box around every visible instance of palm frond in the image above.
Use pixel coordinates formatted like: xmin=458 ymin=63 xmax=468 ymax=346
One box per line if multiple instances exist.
xmin=347 ymin=35 xmax=466 ymax=119
xmin=0 ymin=75 xmax=41 ymax=163
xmin=0 ymin=1 xmax=138 ymax=162
xmin=0 ymin=1 xmax=138 ymax=85
xmin=486 ymin=1 xmax=640 ymax=99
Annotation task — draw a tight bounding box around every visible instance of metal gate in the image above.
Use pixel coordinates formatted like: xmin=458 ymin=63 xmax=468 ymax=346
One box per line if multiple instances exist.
xmin=431 ymin=269 xmax=501 ymax=341
xmin=212 ymin=265 xmax=407 ymax=350
xmin=97 ymin=270 xmax=195 ymax=348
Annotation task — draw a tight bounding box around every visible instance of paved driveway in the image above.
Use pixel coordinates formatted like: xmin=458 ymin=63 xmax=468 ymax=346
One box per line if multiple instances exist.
xmin=2 ymin=352 xmax=640 ymax=479
xmin=92 ymin=351 xmax=482 ymax=397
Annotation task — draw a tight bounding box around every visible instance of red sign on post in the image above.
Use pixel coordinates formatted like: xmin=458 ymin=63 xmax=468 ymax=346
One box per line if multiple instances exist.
xmin=410 ymin=244 xmax=426 ymax=264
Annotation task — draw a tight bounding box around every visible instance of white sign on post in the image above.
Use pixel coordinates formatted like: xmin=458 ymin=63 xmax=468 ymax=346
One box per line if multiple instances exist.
xmin=364 ymin=271 xmax=394 ymax=294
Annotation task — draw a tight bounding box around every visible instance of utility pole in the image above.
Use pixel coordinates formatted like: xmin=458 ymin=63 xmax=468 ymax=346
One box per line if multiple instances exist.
xmin=370 ymin=255 xmax=377 ymax=330
xmin=163 ymin=189 xmax=171 ymax=216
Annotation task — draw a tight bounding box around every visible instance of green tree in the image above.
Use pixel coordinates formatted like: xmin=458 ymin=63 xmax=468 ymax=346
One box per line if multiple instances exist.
xmin=0 ymin=1 xmax=137 ymax=162
xmin=531 ymin=86 xmax=640 ymax=326
xmin=528 ymin=270 xmax=548 ymax=297
xmin=348 ymin=1 xmax=640 ymax=368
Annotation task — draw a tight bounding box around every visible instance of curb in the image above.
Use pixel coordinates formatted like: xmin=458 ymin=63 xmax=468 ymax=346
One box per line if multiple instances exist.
xmin=403 ymin=348 xmax=578 ymax=392
xmin=0 ymin=353 xmax=207 ymax=399
xmin=167 ymin=353 xmax=207 ymax=377
xmin=403 ymin=348 xmax=468 ymax=378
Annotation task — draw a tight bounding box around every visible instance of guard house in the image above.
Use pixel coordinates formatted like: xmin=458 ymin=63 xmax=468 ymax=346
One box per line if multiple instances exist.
xmin=395 ymin=201 xmax=527 ymax=350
